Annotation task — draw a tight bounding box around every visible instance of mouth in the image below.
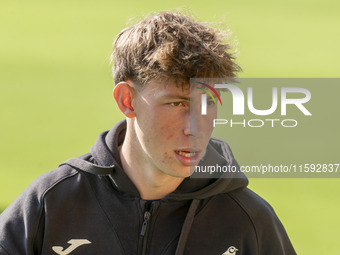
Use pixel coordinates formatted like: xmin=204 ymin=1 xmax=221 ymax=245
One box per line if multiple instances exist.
xmin=174 ymin=149 xmax=201 ymax=166
xmin=175 ymin=150 xmax=198 ymax=158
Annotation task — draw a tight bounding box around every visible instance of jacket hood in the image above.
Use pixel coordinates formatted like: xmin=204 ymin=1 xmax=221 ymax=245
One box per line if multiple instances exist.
xmin=62 ymin=120 xmax=248 ymax=200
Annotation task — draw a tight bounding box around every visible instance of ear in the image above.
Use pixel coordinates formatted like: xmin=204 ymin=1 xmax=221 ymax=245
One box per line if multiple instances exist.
xmin=113 ymin=81 xmax=136 ymax=118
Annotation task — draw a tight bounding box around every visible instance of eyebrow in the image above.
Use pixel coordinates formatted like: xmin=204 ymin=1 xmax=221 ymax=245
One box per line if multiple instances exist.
xmin=160 ymin=92 xmax=219 ymax=101
xmin=161 ymin=95 xmax=191 ymax=101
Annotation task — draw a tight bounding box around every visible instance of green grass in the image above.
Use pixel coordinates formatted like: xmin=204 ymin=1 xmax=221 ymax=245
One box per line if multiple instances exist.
xmin=1 ymin=0 xmax=339 ymax=254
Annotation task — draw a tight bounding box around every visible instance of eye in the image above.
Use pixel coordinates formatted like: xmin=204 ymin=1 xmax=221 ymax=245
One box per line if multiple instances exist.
xmin=207 ymin=100 xmax=215 ymax=106
xmin=169 ymin=102 xmax=185 ymax=107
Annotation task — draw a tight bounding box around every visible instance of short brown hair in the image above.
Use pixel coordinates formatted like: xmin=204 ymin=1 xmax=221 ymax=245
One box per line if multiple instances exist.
xmin=111 ymin=11 xmax=241 ymax=89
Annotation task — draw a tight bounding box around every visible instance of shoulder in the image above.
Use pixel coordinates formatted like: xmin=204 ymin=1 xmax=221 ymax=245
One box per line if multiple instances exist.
xmin=0 ymin=163 xmax=84 ymax=226
xmin=10 ymin=153 xmax=101 ymax=208
xmin=2 ymin=164 xmax=80 ymax=209
xmin=227 ymin=187 xmax=296 ymax=254
xmin=226 ymin=187 xmax=286 ymax=236
xmin=228 ymin=187 xmax=278 ymax=222
xmin=28 ymin=164 xmax=80 ymax=198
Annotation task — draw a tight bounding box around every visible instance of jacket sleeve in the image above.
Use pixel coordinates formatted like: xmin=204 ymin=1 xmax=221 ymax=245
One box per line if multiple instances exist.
xmin=0 ymin=178 xmax=45 ymax=255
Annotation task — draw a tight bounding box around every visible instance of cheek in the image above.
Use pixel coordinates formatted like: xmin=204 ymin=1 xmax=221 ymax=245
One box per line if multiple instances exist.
xmin=166 ymin=129 xmax=175 ymax=140
xmin=206 ymin=110 xmax=217 ymax=130
xmin=161 ymin=151 xmax=172 ymax=163
xmin=157 ymin=119 xmax=177 ymax=141
xmin=143 ymin=120 xmax=175 ymax=150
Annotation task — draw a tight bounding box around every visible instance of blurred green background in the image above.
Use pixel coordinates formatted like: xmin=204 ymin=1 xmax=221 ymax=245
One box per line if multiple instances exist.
xmin=0 ymin=0 xmax=339 ymax=254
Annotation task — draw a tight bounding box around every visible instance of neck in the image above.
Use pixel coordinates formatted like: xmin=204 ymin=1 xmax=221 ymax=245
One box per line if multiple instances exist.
xmin=119 ymin=127 xmax=184 ymax=200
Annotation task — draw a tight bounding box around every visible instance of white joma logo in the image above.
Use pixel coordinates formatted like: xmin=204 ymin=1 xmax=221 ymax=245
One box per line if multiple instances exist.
xmin=52 ymin=239 xmax=91 ymax=255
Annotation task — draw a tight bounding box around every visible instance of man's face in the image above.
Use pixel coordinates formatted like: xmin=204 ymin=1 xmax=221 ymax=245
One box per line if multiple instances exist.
xmin=131 ymin=79 xmax=217 ymax=178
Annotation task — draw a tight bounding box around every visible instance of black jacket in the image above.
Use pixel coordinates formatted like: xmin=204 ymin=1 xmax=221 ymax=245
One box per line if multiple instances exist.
xmin=0 ymin=120 xmax=296 ymax=255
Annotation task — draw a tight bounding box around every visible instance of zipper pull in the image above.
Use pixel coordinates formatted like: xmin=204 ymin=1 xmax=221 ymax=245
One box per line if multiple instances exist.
xmin=140 ymin=211 xmax=151 ymax=236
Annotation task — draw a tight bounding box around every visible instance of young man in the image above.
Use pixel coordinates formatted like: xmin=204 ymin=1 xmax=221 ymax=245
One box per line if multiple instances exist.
xmin=0 ymin=12 xmax=296 ymax=255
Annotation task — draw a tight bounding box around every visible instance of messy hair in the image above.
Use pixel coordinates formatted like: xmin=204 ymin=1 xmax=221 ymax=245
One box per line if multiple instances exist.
xmin=111 ymin=11 xmax=241 ymax=89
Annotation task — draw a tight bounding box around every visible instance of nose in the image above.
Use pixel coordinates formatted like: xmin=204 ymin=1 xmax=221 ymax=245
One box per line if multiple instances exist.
xmin=183 ymin=104 xmax=202 ymax=137
xmin=183 ymin=114 xmax=193 ymax=136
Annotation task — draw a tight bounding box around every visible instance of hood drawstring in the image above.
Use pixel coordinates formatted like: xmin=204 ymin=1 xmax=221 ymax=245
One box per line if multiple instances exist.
xmin=175 ymin=199 xmax=200 ymax=255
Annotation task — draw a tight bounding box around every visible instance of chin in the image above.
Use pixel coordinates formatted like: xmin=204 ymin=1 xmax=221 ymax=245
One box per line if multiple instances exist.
xmin=174 ymin=166 xmax=193 ymax=178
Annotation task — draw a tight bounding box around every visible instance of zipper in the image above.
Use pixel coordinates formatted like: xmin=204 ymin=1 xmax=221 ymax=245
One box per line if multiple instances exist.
xmin=140 ymin=210 xmax=151 ymax=236
xmin=140 ymin=204 xmax=152 ymax=255
xmin=139 ymin=201 xmax=160 ymax=255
